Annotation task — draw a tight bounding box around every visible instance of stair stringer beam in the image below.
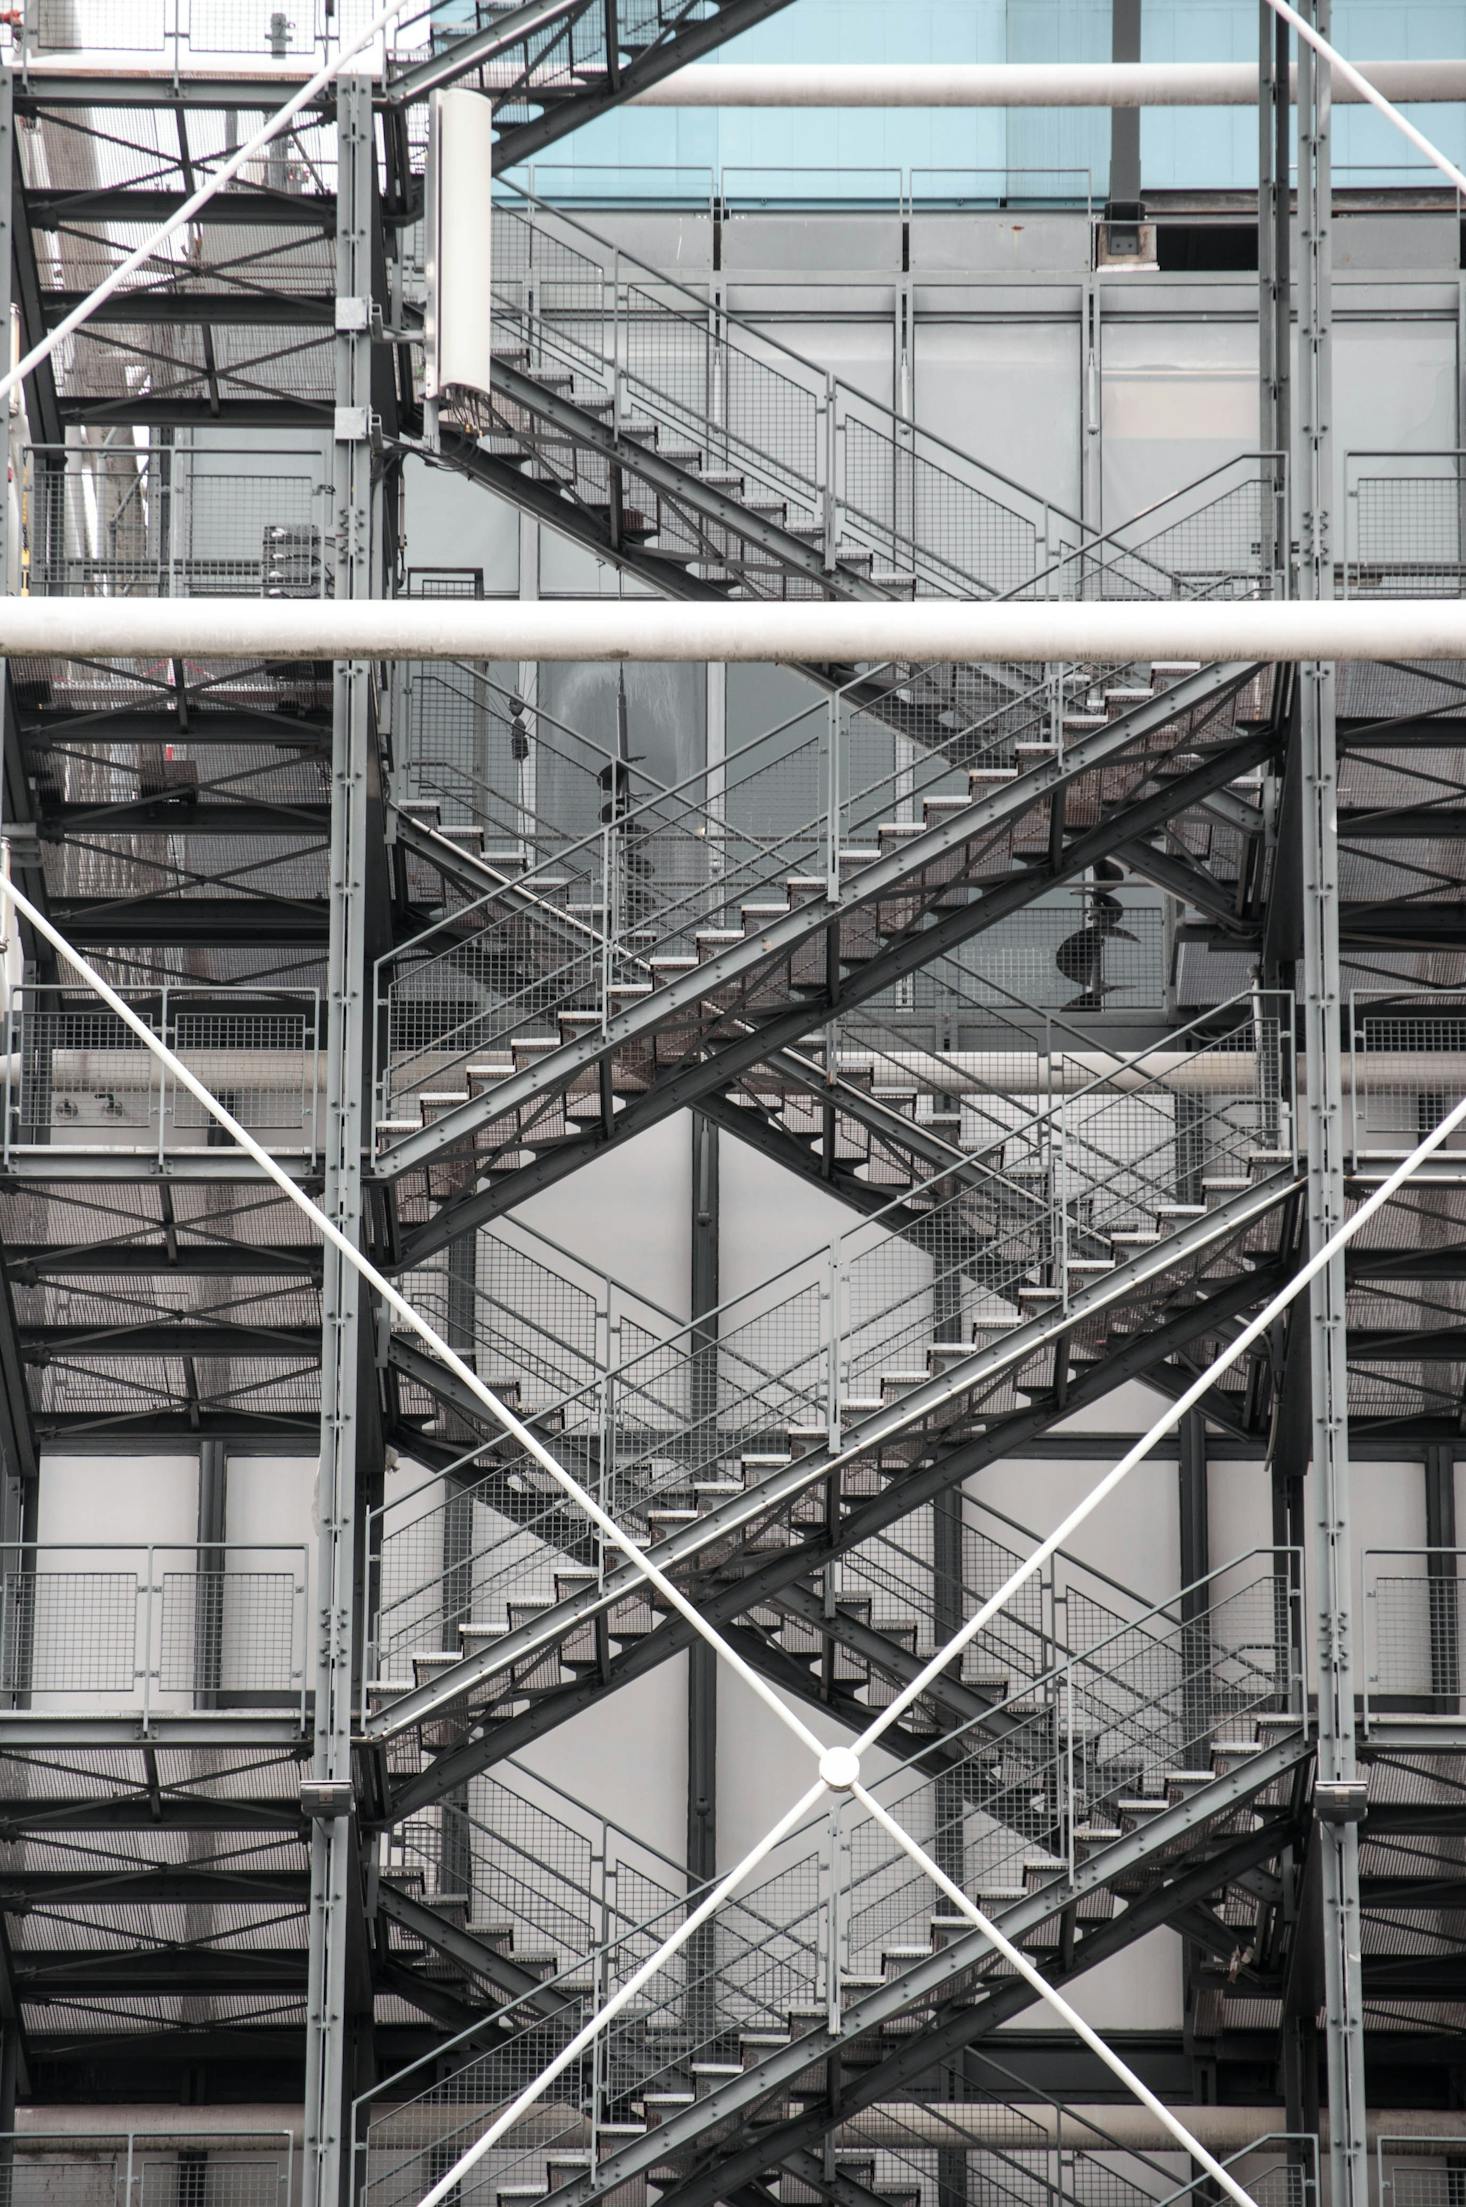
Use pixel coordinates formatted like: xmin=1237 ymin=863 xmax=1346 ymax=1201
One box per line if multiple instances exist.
xmin=367 ymin=1171 xmax=1294 ymax=1744
xmin=486 ymin=1737 xmax=1311 ymax=2207
xmin=648 ymin=1808 xmax=1306 ymax=2207
xmin=391 ymin=717 xmax=1282 ymax=1263
xmin=381 ymin=1257 xmax=1286 ymax=1815
xmin=378 ymin=661 xmax=1265 ymax=1181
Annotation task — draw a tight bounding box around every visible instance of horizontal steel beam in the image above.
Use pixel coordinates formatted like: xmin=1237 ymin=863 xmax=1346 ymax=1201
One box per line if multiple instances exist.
xmin=19 ymin=709 xmax=331 ymax=748
xmin=51 ymin=897 xmax=330 ymax=945
xmin=38 ymin=800 xmax=332 ymax=836
xmin=20 ymin=1322 xmax=319 ymax=1359
xmin=28 ymin=187 xmax=335 ymax=227
xmin=42 ymin=290 xmax=336 ymax=326
xmin=6 ymin=1246 xmax=322 ymax=1278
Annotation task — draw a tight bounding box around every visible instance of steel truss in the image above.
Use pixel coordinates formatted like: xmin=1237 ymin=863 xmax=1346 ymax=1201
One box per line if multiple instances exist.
xmin=0 ymin=12 xmax=1464 ymax=2206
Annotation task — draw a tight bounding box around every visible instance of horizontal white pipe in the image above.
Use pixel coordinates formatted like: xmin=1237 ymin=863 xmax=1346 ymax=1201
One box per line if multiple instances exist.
xmin=8 ymin=595 xmax=1466 ymax=664
xmin=635 ymin=59 xmax=1466 ymax=108
xmin=16 ymin=2102 xmax=1458 ymax=2155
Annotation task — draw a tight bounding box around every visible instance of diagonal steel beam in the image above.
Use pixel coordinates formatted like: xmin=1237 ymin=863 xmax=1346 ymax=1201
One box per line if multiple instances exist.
xmin=379 ymin=662 xmax=1263 ymax=1182
xmin=393 ymin=712 xmax=1282 ymax=1262
xmin=370 ymin=1175 xmax=1293 ymax=1745
xmin=383 ymin=1259 xmax=1285 ymax=1816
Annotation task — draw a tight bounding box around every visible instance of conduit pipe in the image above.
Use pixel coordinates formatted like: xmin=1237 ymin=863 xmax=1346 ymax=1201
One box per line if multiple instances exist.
xmin=7 ymin=596 xmax=1466 ymax=663
xmin=634 ymin=59 xmax=1466 ymax=108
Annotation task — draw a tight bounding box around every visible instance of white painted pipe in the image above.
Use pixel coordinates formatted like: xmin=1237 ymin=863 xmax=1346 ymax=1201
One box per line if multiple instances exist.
xmin=22 ymin=54 xmax=1466 ymax=108
xmin=7 ymin=596 xmax=1466 ymax=663
xmin=635 ymin=59 xmax=1466 ymax=108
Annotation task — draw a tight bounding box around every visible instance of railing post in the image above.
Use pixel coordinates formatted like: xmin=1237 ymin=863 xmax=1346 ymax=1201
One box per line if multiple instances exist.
xmin=143 ymin=1546 xmax=158 ymax=1730
xmin=825 ymin=1236 xmax=842 ymax=1458
xmin=156 ymin=985 xmax=170 ymax=1165
xmin=825 ymin=693 xmax=841 ymax=902
xmin=822 ymin=373 xmax=838 ymax=573
xmin=1360 ymin=1553 xmax=1373 ymax=1739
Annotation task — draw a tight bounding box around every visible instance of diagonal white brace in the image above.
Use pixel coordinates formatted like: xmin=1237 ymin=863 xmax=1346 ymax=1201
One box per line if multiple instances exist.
xmin=850 ymin=1082 xmax=1466 ymax=1758
xmin=0 ymin=1 xmax=413 ymax=422
xmin=1264 ymin=0 xmax=1466 ymax=196
xmin=0 ymin=863 xmax=826 ymax=1761
xmin=415 ymin=1776 xmax=830 ymax=2207
xmin=852 ymin=1781 xmax=1263 ymax=2207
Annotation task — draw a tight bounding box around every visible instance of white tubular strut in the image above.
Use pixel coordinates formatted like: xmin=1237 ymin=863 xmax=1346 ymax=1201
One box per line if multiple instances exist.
xmin=416 ymin=1778 xmax=829 ymax=2207
xmin=634 ymin=58 xmax=1466 ymax=108
xmin=0 ymin=2 xmax=413 ymax=421
xmin=0 ymin=867 xmax=825 ymax=1762
xmin=851 ymin=1082 xmax=1466 ymax=1758
xmin=851 ymin=1785 xmax=1264 ymax=2207
xmin=1262 ymin=0 xmax=1466 ymax=198
xmin=5 ymin=596 xmax=1466 ymax=662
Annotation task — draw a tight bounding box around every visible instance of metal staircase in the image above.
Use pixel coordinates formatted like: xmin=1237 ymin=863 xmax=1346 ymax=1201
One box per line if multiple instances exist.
xmin=374 ymin=656 xmax=1280 ymax=1255
xmin=360 ymin=1548 xmax=1309 ymax=2207
xmin=365 ymin=991 xmax=1297 ymax=1791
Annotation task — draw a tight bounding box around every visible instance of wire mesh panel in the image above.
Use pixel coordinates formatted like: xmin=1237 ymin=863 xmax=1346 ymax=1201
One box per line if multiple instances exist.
xmin=1381 ymin=2139 xmax=1466 ymax=2207
xmin=1364 ymin=1554 xmax=1466 ymax=1723
xmin=0 ymin=1566 xmax=138 ymax=1694
xmin=158 ymin=1569 xmax=302 ymax=1697
xmin=5 ymin=986 xmax=321 ymax=1159
xmin=1351 ymin=470 xmax=1465 ymax=596
xmin=23 ymin=447 xmax=328 ymax=599
xmin=8 ymin=989 xmax=162 ymax=1149
xmin=0 ymin=2135 xmax=294 ymax=2207
xmin=167 ymin=995 xmax=321 ymax=1149
xmin=1350 ymin=993 xmax=1466 ymax=1157
xmin=136 ymin=2148 xmax=293 ymax=2205
xmin=25 ymin=0 xmax=167 ymax=47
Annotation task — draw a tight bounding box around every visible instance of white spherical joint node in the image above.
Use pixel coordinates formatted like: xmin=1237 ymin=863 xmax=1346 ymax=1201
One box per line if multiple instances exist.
xmin=819 ymin=1745 xmax=862 ymax=1792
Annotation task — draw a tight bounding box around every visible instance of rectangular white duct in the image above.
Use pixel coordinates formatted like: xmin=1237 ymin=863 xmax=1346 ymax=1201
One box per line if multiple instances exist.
xmin=424 ymin=87 xmax=495 ymax=423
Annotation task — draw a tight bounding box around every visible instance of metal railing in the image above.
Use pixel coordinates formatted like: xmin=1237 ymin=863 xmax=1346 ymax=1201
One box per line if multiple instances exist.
xmin=360 ymin=1552 xmax=1305 ymax=2207
xmin=368 ymin=999 xmax=1294 ymax=1713
xmin=1344 ymin=450 xmax=1466 ymax=597
xmin=0 ymin=2128 xmax=295 ymax=2205
xmin=0 ymin=1541 xmax=308 ymax=1724
xmin=1348 ymin=990 xmax=1466 ymax=1163
xmin=374 ymin=649 xmax=1264 ymax=1143
xmin=480 ymin=184 xmax=1092 ymax=604
xmin=1362 ymin=1550 xmax=1466 ymax=1732
xmin=20 ymin=444 xmax=331 ymax=600
xmin=1378 ymin=2135 xmax=1466 ymax=2207
xmin=382 ymin=1756 xmax=688 ymax=1999
xmin=3 ymin=984 xmax=322 ymax=1160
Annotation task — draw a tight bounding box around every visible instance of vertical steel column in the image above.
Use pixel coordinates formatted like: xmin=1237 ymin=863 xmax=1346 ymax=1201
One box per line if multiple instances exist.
xmin=1108 ymin=0 xmax=1142 ymax=223
xmin=688 ymin=1128 xmax=719 ymax=1859
xmin=304 ymin=72 xmax=379 ymax=2207
xmin=194 ymin=1441 xmax=227 ymax=1709
xmin=687 ymin=1112 xmax=719 ymax=2043
xmin=1296 ymin=12 xmax=1368 ymax=2204
xmin=1259 ymin=0 xmax=1290 ymax=577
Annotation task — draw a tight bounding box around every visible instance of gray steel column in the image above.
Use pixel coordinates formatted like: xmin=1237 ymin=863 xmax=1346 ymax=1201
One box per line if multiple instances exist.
xmin=304 ymin=71 xmax=379 ymax=2207
xmin=688 ymin=1116 xmax=719 ymax=1869
xmin=1296 ymin=12 xmax=1368 ymax=2204
xmin=1108 ymin=0 xmax=1142 ymax=219
xmin=688 ymin=1112 xmax=719 ymax=2047
xmin=1258 ymin=0 xmax=1290 ymax=577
